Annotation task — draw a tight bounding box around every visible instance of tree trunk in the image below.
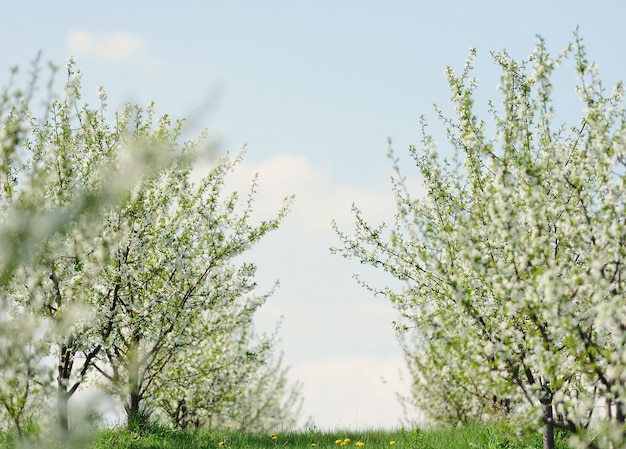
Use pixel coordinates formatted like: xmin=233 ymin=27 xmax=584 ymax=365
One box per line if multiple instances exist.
xmin=127 ymin=390 xmax=141 ymax=429
xmin=542 ymin=401 xmax=555 ymax=449
xmin=126 ymin=340 xmax=142 ymax=430
xmin=615 ymin=400 xmax=625 ymax=448
xmin=539 ymin=378 xmax=555 ymax=449
xmin=616 ymin=400 xmax=624 ymax=423
xmin=14 ymin=419 xmax=23 ymax=441
xmin=57 ymin=389 xmax=70 ymax=437
xmin=57 ymin=342 xmax=72 ymax=438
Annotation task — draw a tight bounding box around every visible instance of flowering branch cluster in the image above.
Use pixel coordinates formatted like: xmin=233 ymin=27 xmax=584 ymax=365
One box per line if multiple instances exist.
xmin=0 ymin=56 xmax=300 ymax=439
xmin=333 ymin=32 xmax=626 ymax=449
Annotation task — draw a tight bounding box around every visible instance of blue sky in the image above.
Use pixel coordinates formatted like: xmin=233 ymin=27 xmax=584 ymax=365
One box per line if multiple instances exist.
xmin=4 ymin=0 xmax=626 ymax=430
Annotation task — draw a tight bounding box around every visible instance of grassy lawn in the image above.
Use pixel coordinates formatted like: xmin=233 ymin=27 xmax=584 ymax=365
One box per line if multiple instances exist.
xmin=0 ymin=424 xmax=572 ymax=449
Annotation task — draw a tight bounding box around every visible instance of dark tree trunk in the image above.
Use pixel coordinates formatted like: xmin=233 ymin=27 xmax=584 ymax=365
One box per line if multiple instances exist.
xmin=616 ymin=400 xmax=624 ymax=423
xmin=127 ymin=390 xmax=141 ymax=429
xmin=14 ymin=420 xmax=23 ymax=441
xmin=542 ymin=401 xmax=555 ymax=449
xmin=57 ymin=390 xmax=70 ymax=437
xmin=126 ymin=340 xmax=142 ymax=430
xmin=615 ymin=400 xmax=625 ymax=448
xmin=57 ymin=342 xmax=73 ymax=438
xmin=606 ymin=398 xmax=612 ymax=420
xmin=539 ymin=377 xmax=555 ymax=449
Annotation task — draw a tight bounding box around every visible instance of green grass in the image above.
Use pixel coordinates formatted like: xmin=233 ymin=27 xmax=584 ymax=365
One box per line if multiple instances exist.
xmin=0 ymin=424 xmax=572 ymax=449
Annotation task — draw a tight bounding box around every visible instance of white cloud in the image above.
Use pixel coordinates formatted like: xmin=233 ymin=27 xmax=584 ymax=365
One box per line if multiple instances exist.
xmin=219 ymin=152 xmax=403 ymax=238
xmin=102 ymin=32 xmax=146 ymax=61
xmin=65 ymin=29 xmax=96 ymax=55
xmin=65 ymin=29 xmax=164 ymax=67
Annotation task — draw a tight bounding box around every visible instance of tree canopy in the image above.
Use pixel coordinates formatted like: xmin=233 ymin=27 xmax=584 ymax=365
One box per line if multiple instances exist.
xmin=334 ymin=32 xmax=626 ymax=449
xmin=0 ymin=56 xmax=300 ymax=440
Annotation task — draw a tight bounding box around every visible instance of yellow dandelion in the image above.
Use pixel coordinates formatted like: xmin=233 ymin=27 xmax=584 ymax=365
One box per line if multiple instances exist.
xmin=355 ymin=442 xmax=365 ymax=447
xmin=218 ymin=442 xmax=225 ymax=447
xmin=389 ymin=441 xmax=396 ymax=446
xmin=310 ymin=444 xmax=317 ymax=447
xmin=335 ymin=439 xmax=343 ymax=444
xmin=340 ymin=443 xmax=347 ymax=446
xmin=344 ymin=438 xmax=351 ymax=443
xmin=271 ymin=434 xmax=278 ymax=441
